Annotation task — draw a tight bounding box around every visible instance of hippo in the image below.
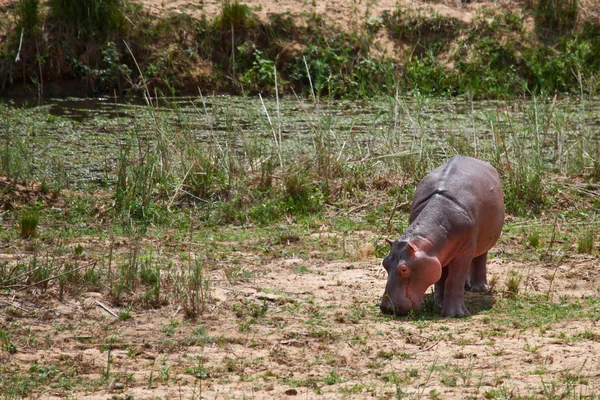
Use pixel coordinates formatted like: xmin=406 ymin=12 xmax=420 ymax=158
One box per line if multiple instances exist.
xmin=380 ymin=155 xmax=504 ymax=318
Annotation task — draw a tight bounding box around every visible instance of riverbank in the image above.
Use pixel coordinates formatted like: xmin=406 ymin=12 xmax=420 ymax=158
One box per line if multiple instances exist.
xmin=1 ymin=0 xmax=599 ymax=98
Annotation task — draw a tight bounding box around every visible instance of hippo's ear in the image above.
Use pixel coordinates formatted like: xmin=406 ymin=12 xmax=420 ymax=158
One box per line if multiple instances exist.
xmin=385 ymin=238 xmax=393 ymax=247
xmin=407 ymin=242 xmax=418 ymax=258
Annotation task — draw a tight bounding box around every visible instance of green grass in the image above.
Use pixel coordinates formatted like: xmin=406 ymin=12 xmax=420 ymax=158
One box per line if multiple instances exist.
xmin=47 ymin=0 xmax=125 ymax=36
xmin=577 ymin=230 xmax=594 ymax=254
xmin=16 ymin=0 xmax=41 ymax=34
xmin=488 ymin=294 xmax=600 ymax=330
xmin=18 ymin=208 xmax=39 ymax=239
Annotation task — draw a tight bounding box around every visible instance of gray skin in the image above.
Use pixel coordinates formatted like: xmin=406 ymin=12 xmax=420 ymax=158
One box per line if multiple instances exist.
xmin=380 ymin=155 xmax=504 ymax=318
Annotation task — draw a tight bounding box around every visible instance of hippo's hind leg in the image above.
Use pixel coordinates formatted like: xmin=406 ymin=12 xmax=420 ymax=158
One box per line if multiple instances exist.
xmin=467 ymin=252 xmax=489 ymax=292
xmin=434 ymin=266 xmax=449 ymax=307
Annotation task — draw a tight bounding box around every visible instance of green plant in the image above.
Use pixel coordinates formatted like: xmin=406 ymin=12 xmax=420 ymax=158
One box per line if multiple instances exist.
xmin=118 ymin=306 xmax=133 ymax=321
xmin=506 ymin=271 xmax=522 ymax=298
xmin=527 ymin=231 xmax=540 ymax=248
xmin=283 ymin=173 xmax=324 ymax=215
xmin=534 ymin=0 xmax=578 ymax=38
xmin=0 ymin=329 xmax=17 ymax=354
xmin=176 ymin=259 xmax=211 ymax=319
xmin=73 ymin=41 xmax=132 ymax=93
xmin=17 ymin=0 xmax=41 ymax=34
xmin=324 ymin=370 xmax=342 ymax=385
xmin=217 ymin=0 xmax=253 ymax=31
xmin=48 ymin=0 xmax=125 ymax=36
xmin=140 ymin=260 xmax=161 ymax=307
xmin=239 ymin=49 xmax=277 ymax=92
xmin=18 ymin=208 xmax=39 ymax=239
xmin=577 ymin=230 xmax=594 ymax=254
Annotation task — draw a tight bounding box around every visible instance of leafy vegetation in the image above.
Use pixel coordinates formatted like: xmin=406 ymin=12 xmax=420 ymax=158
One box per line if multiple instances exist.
xmin=0 ymin=0 xmax=599 ymax=97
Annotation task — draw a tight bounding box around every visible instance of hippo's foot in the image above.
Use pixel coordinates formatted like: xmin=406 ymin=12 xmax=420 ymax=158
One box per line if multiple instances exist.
xmin=465 ymin=280 xmax=488 ymax=292
xmin=441 ymin=302 xmax=470 ymax=318
xmin=464 ymin=279 xmax=472 ymax=291
xmin=469 ymin=282 xmax=489 ymax=292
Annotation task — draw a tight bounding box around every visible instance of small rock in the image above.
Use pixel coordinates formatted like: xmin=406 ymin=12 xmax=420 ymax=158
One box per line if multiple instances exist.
xmin=285 ymin=388 xmax=298 ymax=396
xmin=256 ymin=292 xmax=281 ymax=302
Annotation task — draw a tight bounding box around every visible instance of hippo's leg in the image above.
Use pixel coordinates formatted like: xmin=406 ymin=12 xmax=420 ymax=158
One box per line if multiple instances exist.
xmin=434 ymin=266 xmax=449 ymax=307
xmin=441 ymin=252 xmax=472 ymax=318
xmin=464 ymin=269 xmax=472 ymax=291
xmin=469 ymin=252 xmax=489 ymax=292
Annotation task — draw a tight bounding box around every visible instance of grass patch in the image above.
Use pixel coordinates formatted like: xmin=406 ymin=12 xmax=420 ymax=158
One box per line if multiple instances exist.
xmin=18 ymin=208 xmax=39 ymax=239
xmin=488 ymin=294 xmax=600 ymax=329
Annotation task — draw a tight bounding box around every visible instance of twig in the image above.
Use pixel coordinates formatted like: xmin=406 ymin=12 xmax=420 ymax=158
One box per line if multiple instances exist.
xmin=123 ymin=40 xmax=152 ymax=107
xmin=2 ymin=261 xmax=96 ymax=291
xmin=167 ymin=163 xmax=195 ymax=210
xmin=410 ymin=339 xmax=441 ymax=354
xmin=95 ymin=300 xmax=118 ymax=318
xmin=259 ymin=93 xmax=283 ymax=170
xmin=385 ymin=178 xmax=408 ymax=234
xmin=165 ymin=183 xmax=209 ymax=203
xmin=171 ymin=305 xmax=181 ymax=318
xmin=14 ymin=28 xmax=24 ymax=62
xmin=541 ymin=215 xmax=559 ymax=262
xmin=274 ymin=63 xmax=282 ymax=157
xmin=303 ymin=56 xmax=316 ymax=105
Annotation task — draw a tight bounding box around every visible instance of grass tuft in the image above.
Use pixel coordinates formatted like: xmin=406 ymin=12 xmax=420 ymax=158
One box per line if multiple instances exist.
xmin=576 ymin=230 xmax=594 ymax=254
xmin=505 ymin=271 xmax=522 ymax=298
xmin=18 ymin=208 xmax=39 ymax=239
xmin=217 ymin=0 xmax=254 ymax=30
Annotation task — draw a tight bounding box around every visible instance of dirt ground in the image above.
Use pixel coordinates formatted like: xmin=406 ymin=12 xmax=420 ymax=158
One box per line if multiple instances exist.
xmin=2 ymin=222 xmax=600 ymax=399
xmin=146 ymin=0 xmax=600 ymax=26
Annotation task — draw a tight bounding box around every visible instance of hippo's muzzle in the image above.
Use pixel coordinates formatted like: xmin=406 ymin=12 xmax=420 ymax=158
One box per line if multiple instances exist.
xmin=380 ymin=295 xmax=412 ymax=316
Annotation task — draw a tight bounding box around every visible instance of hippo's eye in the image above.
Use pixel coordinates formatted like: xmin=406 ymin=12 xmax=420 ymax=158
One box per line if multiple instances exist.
xmin=396 ymin=264 xmax=410 ymax=278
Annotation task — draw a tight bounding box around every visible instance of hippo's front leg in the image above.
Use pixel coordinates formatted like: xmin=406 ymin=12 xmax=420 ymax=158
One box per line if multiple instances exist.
xmin=442 ymin=252 xmax=473 ymax=318
xmin=434 ymin=266 xmax=448 ymax=307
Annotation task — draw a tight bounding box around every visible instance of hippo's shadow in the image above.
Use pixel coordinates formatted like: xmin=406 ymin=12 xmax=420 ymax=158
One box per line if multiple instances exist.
xmin=403 ymin=291 xmax=495 ymax=320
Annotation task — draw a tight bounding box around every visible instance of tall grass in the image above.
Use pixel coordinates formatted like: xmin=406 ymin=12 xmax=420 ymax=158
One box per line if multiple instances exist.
xmin=534 ymin=0 xmax=578 ymax=38
xmin=47 ymin=0 xmax=125 ymax=36
xmin=17 ymin=0 xmax=41 ymax=35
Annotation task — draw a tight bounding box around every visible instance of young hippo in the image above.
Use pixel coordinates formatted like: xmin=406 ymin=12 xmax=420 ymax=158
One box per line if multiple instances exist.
xmin=380 ymin=155 xmax=504 ymax=318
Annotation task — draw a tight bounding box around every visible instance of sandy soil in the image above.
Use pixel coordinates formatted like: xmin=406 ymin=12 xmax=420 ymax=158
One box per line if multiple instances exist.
xmin=139 ymin=0 xmax=600 ymax=28
xmin=2 ymin=224 xmax=599 ymax=399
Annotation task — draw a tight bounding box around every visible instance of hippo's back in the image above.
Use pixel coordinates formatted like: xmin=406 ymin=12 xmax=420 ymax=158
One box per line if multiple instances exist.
xmin=410 ymin=155 xmax=504 ymax=252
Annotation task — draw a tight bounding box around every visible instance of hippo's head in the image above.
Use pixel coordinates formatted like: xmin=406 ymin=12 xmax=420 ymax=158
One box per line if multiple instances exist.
xmin=380 ymin=239 xmax=442 ymax=316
